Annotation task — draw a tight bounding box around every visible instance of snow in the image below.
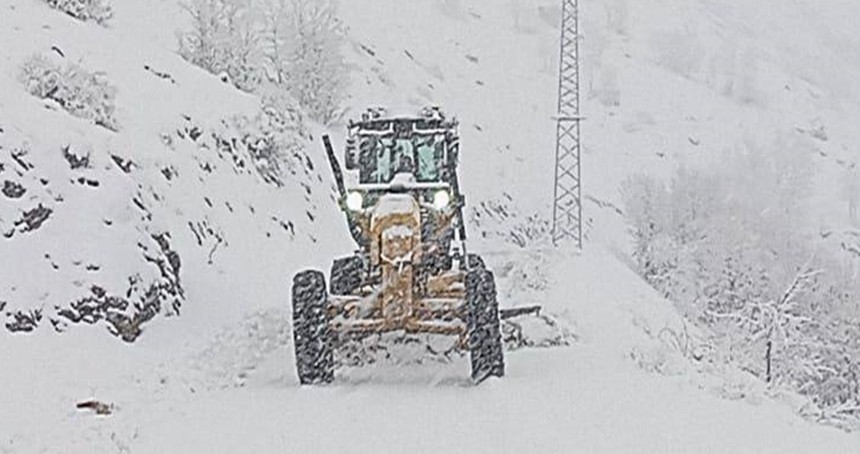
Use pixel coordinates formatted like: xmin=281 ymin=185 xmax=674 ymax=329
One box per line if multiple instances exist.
xmin=382 ymin=225 xmax=414 ymax=239
xmin=390 ymin=171 xmax=416 ymax=187
xmin=4 ymin=248 xmax=860 ymax=452
xmin=3 ymin=0 xmax=860 ymax=451
xmin=373 ymin=193 xmax=418 ymax=217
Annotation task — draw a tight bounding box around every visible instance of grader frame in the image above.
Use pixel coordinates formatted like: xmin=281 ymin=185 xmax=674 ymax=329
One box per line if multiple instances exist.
xmin=291 ymin=107 xmax=504 ymax=384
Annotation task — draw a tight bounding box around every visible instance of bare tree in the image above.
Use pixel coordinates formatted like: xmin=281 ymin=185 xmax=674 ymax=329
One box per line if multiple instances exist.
xmin=709 ymin=260 xmax=818 ymax=383
xmin=179 ymin=0 xmax=347 ymax=122
xmin=259 ymin=0 xmax=347 ymax=123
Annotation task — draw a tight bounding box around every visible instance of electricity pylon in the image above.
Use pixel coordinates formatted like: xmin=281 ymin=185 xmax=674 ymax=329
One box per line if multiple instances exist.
xmin=551 ymin=0 xmax=583 ymax=248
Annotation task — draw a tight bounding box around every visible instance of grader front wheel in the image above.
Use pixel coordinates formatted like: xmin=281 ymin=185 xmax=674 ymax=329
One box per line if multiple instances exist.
xmin=330 ymin=255 xmax=364 ymax=296
xmin=466 ymin=268 xmax=505 ymax=382
xmin=292 ymin=270 xmax=334 ymax=385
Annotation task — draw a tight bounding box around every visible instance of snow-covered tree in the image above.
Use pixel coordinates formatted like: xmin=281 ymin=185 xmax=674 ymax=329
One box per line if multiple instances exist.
xmin=708 ymin=261 xmax=819 ymax=383
xmin=620 ymin=173 xmax=673 ymax=290
xmin=258 ymin=0 xmax=347 ymax=124
xmin=179 ymin=0 xmax=348 ymax=123
xmin=178 ymin=0 xmax=261 ymax=92
xmin=621 ymin=139 xmax=860 ymax=423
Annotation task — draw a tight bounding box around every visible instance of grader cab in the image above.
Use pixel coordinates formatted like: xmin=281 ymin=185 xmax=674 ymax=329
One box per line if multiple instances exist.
xmin=291 ymin=107 xmax=505 ymax=384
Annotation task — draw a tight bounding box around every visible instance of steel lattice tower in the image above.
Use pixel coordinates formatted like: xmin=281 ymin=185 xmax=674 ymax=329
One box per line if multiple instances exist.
xmin=552 ymin=0 xmax=583 ymax=248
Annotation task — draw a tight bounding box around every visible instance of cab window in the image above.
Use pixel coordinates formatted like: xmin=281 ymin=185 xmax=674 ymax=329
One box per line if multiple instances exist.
xmin=358 ymin=135 xmax=445 ymax=184
xmin=359 ymin=137 xmax=393 ymax=183
xmin=415 ymin=138 xmax=443 ymax=182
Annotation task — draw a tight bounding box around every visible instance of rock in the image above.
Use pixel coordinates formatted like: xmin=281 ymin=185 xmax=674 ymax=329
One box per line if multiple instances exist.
xmin=14 ymin=204 xmax=52 ymax=233
xmin=2 ymin=180 xmax=26 ymax=198
xmin=6 ymin=309 xmax=42 ymax=333
xmin=76 ymin=400 xmax=114 ymax=416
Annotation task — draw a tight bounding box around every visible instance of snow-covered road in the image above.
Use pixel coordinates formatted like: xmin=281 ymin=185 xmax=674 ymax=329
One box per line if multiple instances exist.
xmin=3 ymin=249 xmax=859 ymax=453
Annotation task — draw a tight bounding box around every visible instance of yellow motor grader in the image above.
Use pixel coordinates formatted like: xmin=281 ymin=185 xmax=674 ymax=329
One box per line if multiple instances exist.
xmin=291 ymin=107 xmax=505 ymax=384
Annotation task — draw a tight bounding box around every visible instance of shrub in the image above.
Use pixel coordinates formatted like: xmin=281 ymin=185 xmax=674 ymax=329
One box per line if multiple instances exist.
xmin=470 ymin=194 xmax=552 ymax=249
xmin=230 ymin=89 xmax=310 ymax=187
xmin=19 ymin=55 xmax=119 ymax=131
xmin=44 ymin=0 xmax=113 ymax=25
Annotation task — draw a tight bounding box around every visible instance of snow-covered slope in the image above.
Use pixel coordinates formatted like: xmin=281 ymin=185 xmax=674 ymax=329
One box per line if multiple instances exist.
xmin=0 ymin=0 xmax=353 ymax=341
xmin=3 ymin=0 xmax=860 ymax=452
xmin=337 ymin=0 xmax=860 ymax=246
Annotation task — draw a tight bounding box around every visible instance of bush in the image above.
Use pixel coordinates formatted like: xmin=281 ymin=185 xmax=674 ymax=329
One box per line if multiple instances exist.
xmin=178 ymin=0 xmax=348 ymax=124
xmin=44 ymin=0 xmax=113 ymax=25
xmin=19 ymin=55 xmax=119 ymax=131
xmin=230 ymin=89 xmax=310 ymax=187
xmin=469 ymin=193 xmax=551 ymax=249
xmin=622 ymin=140 xmax=860 ymax=425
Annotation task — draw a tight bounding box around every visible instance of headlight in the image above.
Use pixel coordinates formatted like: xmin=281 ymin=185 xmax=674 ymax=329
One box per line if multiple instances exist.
xmin=346 ymin=191 xmax=364 ymax=211
xmin=432 ymin=190 xmax=450 ymax=210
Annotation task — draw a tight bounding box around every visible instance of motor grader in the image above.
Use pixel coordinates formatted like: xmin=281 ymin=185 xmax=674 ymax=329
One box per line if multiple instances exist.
xmin=291 ymin=107 xmax=505 ymax=384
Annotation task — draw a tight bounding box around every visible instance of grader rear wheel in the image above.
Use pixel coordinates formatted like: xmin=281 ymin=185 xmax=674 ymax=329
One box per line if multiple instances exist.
xmin=292 ymin=270 xmax=334 ymax=385
xmin=466 ymin=268 xmax=505 ymax=382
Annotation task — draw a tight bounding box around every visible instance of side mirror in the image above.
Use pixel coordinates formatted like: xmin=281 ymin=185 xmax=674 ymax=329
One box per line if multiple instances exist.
xmin=345 ymin=139 xmax=357 ymax=169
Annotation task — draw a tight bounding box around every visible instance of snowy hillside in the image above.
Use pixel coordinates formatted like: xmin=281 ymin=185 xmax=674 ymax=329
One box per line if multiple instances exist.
xmin=3 ymin=0 xmax=860 ymax=452
xmin=0 ymin=0 xmax=354 ymax=341
xmin=338 ymin=0 xmax=860 ymax=248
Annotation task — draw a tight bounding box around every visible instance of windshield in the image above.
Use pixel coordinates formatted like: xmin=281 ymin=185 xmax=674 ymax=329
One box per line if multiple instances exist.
xmin=358 ymin=134 xmax=444 ymax=184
